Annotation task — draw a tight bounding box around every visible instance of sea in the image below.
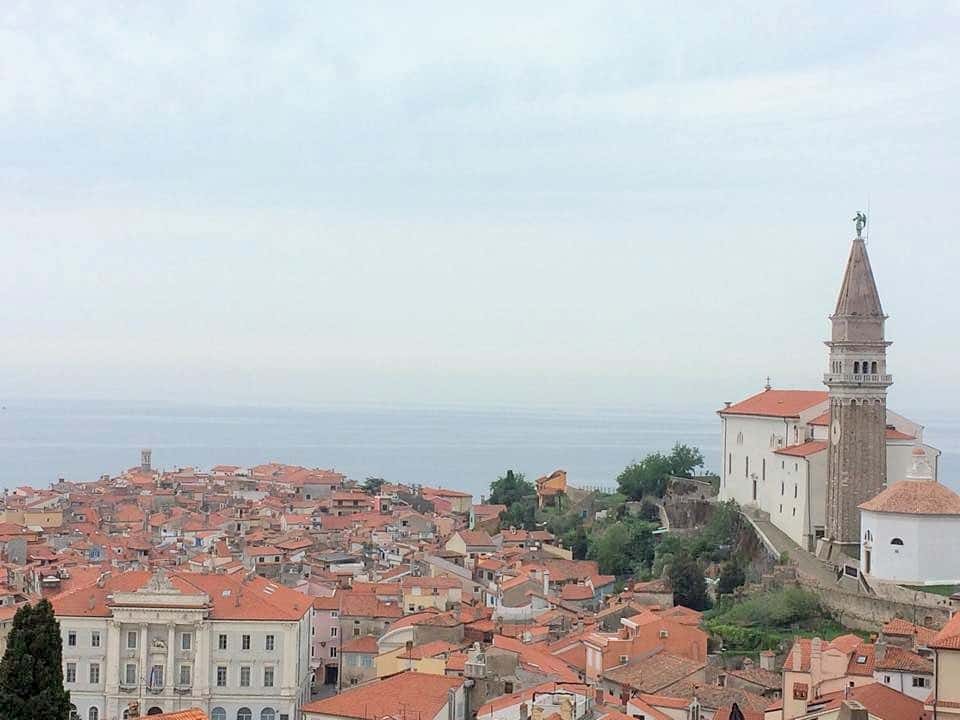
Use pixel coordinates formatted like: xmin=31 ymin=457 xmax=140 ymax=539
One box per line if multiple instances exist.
xmin=1 ymin=399 xmax=958 ymax=497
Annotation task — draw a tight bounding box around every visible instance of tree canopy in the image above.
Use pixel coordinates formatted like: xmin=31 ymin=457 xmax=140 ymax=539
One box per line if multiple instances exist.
xmin=490 ymin=470 xmax=538 ymax=530
xmin=616 ymin=444 xmax=705 ymax=499
xmin=668 ymin=552 xmax=710 ymax=611
xmin=0 ymin=599 xmax=71 ymax=720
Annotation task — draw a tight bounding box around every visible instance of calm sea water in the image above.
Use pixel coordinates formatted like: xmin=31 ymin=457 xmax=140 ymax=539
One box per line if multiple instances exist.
xmin=1 ymin=399 xmax=957 ymax=497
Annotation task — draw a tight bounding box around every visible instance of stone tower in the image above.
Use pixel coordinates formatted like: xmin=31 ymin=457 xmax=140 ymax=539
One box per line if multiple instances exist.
xmin=823 ymin=234 xmax=892 ymax=557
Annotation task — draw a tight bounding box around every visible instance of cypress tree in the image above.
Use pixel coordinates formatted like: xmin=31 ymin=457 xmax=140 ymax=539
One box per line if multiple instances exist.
xmin=0 ymin=599 xmax=72 ymax=720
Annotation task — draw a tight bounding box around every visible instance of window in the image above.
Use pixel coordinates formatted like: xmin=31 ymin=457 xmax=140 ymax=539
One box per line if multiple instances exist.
xmin=125 ymin=664 xmax=136 ymax=685
xmin=240 ymin=666 xmax=251 ymax=687
xmin=762 ymin=458 xmax=766 ymax=482
xmin=261 ymin=710 xmax=276 ymax=720
xmin=871 ymin=361 xmax=878 ymax=374
xmin=89 ymin=709 xmax=99 ymax=720
xmin=891 ymin=538 xmax=904 ymax=546
xmin=330 ymin=627 xmax=338 ymax=637
xmin=212 ymin=710 xmax=227 ymax=720
xmin=89 ymin=663 xmax=101 ymax=684
xmin=66 ymin=663 xmax=77 ymax=683
xmin=331 ymin=610 xmax=339 ymax=618
xmin=728 ymin=453 xmax=732 ymax=474
xmin=265 ymin=634 xmax=275 ymax=651
xmin=794 ymin=427 xmax=799 ymax=444
xmin=736 ymin=432 xmax=743 ymax=445
xmin=745 ymin=456 xmax=749 ymax=478
xmin=618 ymin=655 xmax=629 ymax=664
xmin=216 ymin=666 xmax=227 ymax=687
xmin=794 ymin=484 xmax=798 ymax=499
xmin=330 ymin=647 xmax=337 ymax=658
xmin=179 ymin=664 xmax=191 ymax=687
xmin=659 ymin=629 xmax=669 ymax=639
xmin=353 ymin=628 xmax=360 ymax=637
xmin=91 ymin=631 xmax=101 ymax=648
xmin=779 ymin=504 xmax=783 ymax=513
xmin=181 ymin=633 xmax=192 ymax=651
xmin=854 ymin=361 xmax=860 ymax=374
xmin=912 ymin=677 xmax=930 ymax=688
xmin=68 ymin=631 xmax=77 ymax=647
xmin=237 ymin=709 xmax=252 ymax=720
xmin=792 ymin=508 xmax=796 ymax=517
xmin=855 ymin=655 xmax=867 ymax=664
xmin=781 ymin=482 xmax=784 ymax=496
xmin=264 ymin=667 xmax=274 ymax=687
xmin=218 ymin=634 xmax=228 ymax=650
xmin=241 ymin=634 xmax=251 ymax=650
xmin=884 ymin=675 xmax=891 ymax=683
xmin=127 ymin=631 xmax=138 ymax=649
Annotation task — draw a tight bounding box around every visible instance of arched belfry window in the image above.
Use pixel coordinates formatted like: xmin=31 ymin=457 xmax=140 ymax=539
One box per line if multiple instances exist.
xmin=871 ymin=361 xmax=878 ymax=374
xmin=854 ymin=361 xmax=860 ymax=374
xmin=890 ymin=538 xmax=904 ymax=546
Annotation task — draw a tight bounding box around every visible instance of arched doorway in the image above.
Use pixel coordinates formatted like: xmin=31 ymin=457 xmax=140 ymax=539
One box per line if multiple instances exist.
xmin=147 ymin=708 xmax=164 ymax=716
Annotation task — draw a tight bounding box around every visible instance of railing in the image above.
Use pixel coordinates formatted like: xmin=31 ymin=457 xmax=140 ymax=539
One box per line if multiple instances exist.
xmin=823 ymin=373 xmax=892 ymax=385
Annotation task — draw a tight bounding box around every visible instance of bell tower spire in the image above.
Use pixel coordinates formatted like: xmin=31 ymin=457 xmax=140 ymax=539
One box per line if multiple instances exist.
xmin=823 ymin=212 xmax=892 ymax=557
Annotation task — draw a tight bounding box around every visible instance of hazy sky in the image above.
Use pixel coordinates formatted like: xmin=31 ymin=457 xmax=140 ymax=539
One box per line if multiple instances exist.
xmin=2 ymin=2 xmax=959 ymax=413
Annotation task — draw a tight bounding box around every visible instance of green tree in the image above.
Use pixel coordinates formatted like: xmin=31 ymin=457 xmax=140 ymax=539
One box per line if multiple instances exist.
xmin=563 ymin=525 xmax=589 ymax=560
xmin=667 ymin=443 xmax=705 ymax=478
xmin=500 ymin=496 xmax=537 ymax=530
xmin=362 ymin=476 xmax=386 ymax=495
xmin=616 ymin=453 xmax=673 ymax=499
xmin=0 ymin=599 xmax=71 ymax=720
xmin=717 ymin=561 xmax=746 ymax=596
xmin=668 ymin=552 xmax=710 ymax=611
xmin=588 ymin=522 xmax=635 ymax=576
xmin=489 ymin=470 xmax=535 ymax=506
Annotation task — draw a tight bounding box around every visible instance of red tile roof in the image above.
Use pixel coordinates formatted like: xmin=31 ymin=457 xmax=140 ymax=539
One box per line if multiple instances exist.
xmin=774 ymin=440 xmax=828 ymax=458
xmin=144 ymin=711 xmax=208 ymax=720
xmin=931 ymin=611 xmax=960 ymax=650
xmin=719 ymin=390 xmax=827 ymax=418
xmin=882 ymin=618 xmax=937 ymax=647
xmin=340 ymin=635 xmax=379 ymax=654
xmin=50 ymin=570 xmax=310 ymax=621
xmin=301 ymin=671 xmax=463 ymax=720
xmin=859 ymin=480 xmax=960 ymax=515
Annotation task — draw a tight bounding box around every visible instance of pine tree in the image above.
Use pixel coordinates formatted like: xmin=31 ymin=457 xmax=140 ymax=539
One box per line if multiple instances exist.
xmin=0 ymin=599 xmax=72 ymax=720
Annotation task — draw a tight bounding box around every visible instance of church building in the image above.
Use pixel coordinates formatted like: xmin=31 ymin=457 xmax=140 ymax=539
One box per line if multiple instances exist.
xmin=718 ymin=226 xmax=940 ymax=554
xmin=859 ymin=445 xmax=960 ymax=585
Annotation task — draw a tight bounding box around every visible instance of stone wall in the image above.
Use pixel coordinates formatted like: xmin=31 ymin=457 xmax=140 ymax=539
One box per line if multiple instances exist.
xmin=807 ymin=581 xmax=952 ymax=632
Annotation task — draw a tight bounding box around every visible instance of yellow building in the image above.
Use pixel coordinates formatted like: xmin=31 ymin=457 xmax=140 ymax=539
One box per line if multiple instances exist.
xmin=926 ymin=612 xmax=960 ymax=718
xmin=375 ymin=640 xmax=461 ymax=679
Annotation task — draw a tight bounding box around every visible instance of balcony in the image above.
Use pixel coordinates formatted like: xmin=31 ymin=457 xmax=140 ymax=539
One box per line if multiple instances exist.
xmin=823 ymin=373 xmax=892 ymax=386
xmin=174 ymin=684 xmax=193 ymax=695
xmin=119 ymin=683 xmax=137 ymax=693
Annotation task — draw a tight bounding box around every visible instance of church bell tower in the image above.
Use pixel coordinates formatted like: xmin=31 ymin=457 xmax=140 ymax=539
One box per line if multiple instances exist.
xmin=823 ymin=215 xmax=892 ymax=557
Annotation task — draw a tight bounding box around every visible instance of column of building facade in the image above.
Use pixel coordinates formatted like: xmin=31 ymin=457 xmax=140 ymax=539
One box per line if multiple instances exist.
xmin=104 ymin=620 xmax=122 ymax=720
xmin=193 ymin=620 xmax=208 ymax=699
xmin=139 ymin=624 xmax=149 ymax=692
xmin=166 ymin=623 xmax=176 ymax=693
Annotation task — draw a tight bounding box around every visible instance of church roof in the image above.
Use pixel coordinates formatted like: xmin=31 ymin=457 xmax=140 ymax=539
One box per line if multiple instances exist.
xmin=834 ymin=237 xmax=885 ymax=318
xmin=775 ymin=440 xmax=827 ymax=457
xmin=859 ymin=480 xmax=960 ymax=516
xmin=719 ymin=390 xmax=827 ymax=418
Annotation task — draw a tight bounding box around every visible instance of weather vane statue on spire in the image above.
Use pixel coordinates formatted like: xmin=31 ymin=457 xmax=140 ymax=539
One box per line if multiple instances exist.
xmin=853 ymin=211 xmax=867 ymax=239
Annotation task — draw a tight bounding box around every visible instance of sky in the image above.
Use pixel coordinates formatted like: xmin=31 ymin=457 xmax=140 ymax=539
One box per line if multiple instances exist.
xmin=1 ymin=2 xmax=959 ymax=416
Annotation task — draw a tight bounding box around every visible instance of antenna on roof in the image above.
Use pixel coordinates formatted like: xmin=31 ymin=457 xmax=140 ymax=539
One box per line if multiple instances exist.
xmin=764 ymin=377 xmax=772 ymax=392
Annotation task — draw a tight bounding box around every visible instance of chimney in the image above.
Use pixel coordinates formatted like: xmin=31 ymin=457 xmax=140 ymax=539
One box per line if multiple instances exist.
xmin=531 ymin=705 xmax=544 ymax=720
xmin=838 ymin=701 xmax=868 ymax=720
xmin=406 ymin=640 xmax=414 ymax=656
xmin=141 ymin=449 xmax=152 ymax=473
xmin=543 ymin=570 xmax=550 ymax=596
xmin=519 ymin=704 xmax=529 ymax=720
xmin=811 ymin=637 xmax=822 ymax=672
xmin=874 ymin=640 xmax=886 ymax=664
xmin=792 ymin=640 xmax=802 ymax=672
xmin=559 ymin=696 xmax=573 ymax=720
xmin=759 ymin=650 xmax=776 ymax=671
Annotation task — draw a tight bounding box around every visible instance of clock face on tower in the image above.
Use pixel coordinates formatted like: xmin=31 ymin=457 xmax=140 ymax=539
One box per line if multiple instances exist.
xmin=831 ymin=419 xmax=841 ymax=445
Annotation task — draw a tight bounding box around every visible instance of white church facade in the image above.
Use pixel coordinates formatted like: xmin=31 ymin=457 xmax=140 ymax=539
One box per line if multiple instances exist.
xmin=718 ymin=389 xmax=938 ymax=551
xmin=718 ymin=225 xmax=942 ymax=555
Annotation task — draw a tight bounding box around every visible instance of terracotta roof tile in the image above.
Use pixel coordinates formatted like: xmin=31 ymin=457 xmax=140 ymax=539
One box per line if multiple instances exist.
xmin=859 ymin=480 xmax=960 ymax=515
xmin=302 ymin=671 xmax=463 ymax=720
xmin=719 ymin=390 xmax=827 ymax=418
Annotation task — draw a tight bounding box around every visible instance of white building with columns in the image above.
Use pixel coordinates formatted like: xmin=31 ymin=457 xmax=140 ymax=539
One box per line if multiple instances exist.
xmin=52 ymin=568 xmax=312 ymax=720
